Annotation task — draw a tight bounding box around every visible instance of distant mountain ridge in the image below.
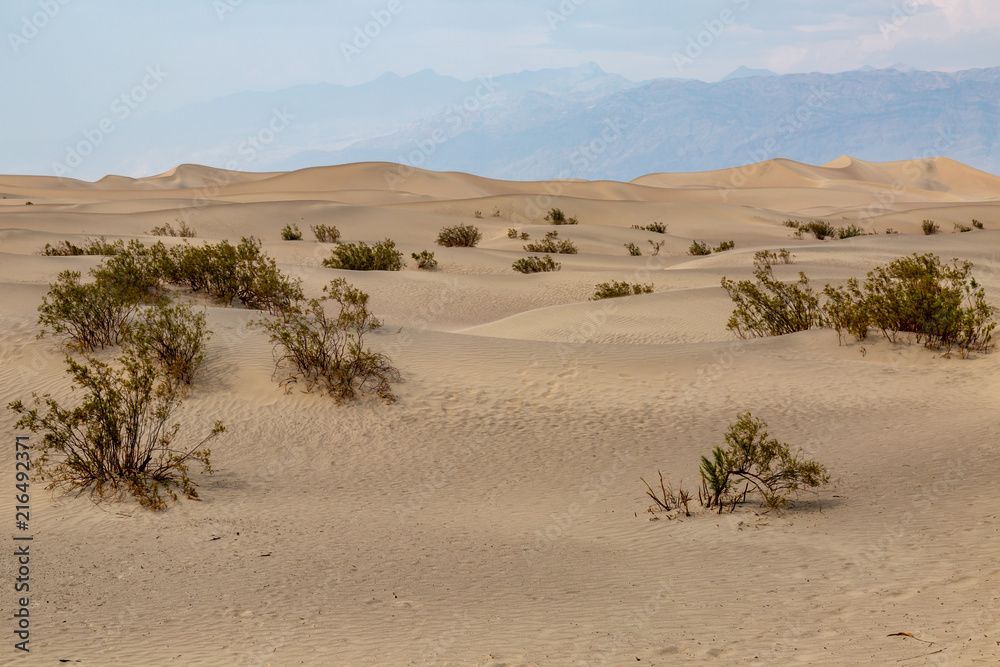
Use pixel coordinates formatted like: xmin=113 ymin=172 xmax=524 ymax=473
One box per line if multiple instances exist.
xmin=17 ymin=63 xmax=1000 ymax=181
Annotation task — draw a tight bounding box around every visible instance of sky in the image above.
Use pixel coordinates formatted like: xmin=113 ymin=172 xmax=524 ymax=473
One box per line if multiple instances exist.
xmin=1 ymin=0 xmax=998 ymax=173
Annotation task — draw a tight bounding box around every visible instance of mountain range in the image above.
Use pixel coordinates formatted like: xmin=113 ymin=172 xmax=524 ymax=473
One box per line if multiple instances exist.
xmin=25 ymin=63 xmax=1000 ymax=181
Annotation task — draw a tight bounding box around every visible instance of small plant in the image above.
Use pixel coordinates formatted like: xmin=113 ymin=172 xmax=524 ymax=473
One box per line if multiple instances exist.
xmin=801 ymin=221 xmax=838 ymax=240
xmin=525 ymin=236 xmax=578 ymax=254
xmin=545 ymin=208 xmax=578 ymax=225
xmin=699 ymin=413 xmax=829 ymax=512
xmin=474 ymin=210 xmax=483 ymax=218
xmin=972 ymin=219 xmax=984 ymax=230
xmin=122 ymin=301 xmax=211 ymax=389
xmin=591 ymin=281 xmax=654 ymax=300
xmin=507 ymin=228 xmax=519 ymax=239
xmin=41 ymin=237 xmax=125 ymax=256
xmin=411 ymin=250 xmax=438 ymax=270
xmin=648 ymin=240 xmax=665 ymax=256
xmin=281 ymin=224 xmax=303 ymax=241
xmin=884 ymin=228 xmax=898 ymax=235
xmin=8 ymin=350 xmax=224 ymax=510
xmin=954 ymin=223 xmax=972 ymax=233
xmin=493 ymin=207 xmax=502 ymax=218
xmin=837 ymin=224 xmax=867 ymax=239
xmin=149 ymin=221 xmax=196 ymax=238
xmin=254 ymin=278 xmax=400 ymax=402
xmin=520 ymin=232 xmax=530 ymax=240
xmin=312 ymin=224 xmax=341 ymax=243
xmin=754 ymin=249 xmax=793 ymax=265
xmin=25 ymin=201 xmax=33 ymax=205
xmin=782 ymin=219 xmax=802 ymax=229
xmin=545 ymin=230 xmax=559 ymax=239
xmin=624 ymin=242 xmax=643 ymax=256
xmin=512 ymin=255 xmax=561 ymax=274
xmin=922 ymin=220 xmax=940 ymax=235
xmin=632 ymin=221 xmax=667 ymax=234
xmin=436 ymin=224 xmax=482 ymax=248
xmin=721 ymin=255 xmax=824 ymax=339
xmin=688 ymin=241 xmax=712 ymax=256
xmin=714 ymin=240 xmax=736 ymax=253
xmin=323 ymin=239 xmax=405 ymax=272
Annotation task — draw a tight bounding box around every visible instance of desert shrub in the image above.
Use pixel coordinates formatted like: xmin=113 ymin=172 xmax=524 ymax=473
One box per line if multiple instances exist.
xmin=37 ymin=271 xmax=143 ymax=352
xmin=162 ymin=237 xmax=303 ymax=314
xmin=25 ymin=201 xmax=33 ymax=205
xmin=545 ymin=208 xmax=578 ymax=225
xmin=41 ymin=237 xmax=125 ymax=256
xmin=149 ymin=221 xmax=196 ymax=238
xmin=755 ymin=249 xmax=793 ymax=265
xmin=524 ymin=235 xmax=578 ymax=254
xmin=312 ymin=224 xmax=341 ymax=243
xmin=91 ymin=240 xmax=167 ymax=304
xmin=802 ymin=221 xmax=838 ymax=240
xmin=493 ymin=207 xmax=501 ymax=218
xmin=254 ymin=278 xmax=400 ymax=402
xmin=837 ymin=224 xmax=867 ymax=239
xmin=624 ymin=242 xmax=643 ymax=256
xmin=411 ymin=250 xmax=438 ymax=270
xmin=922 ymin=220 xmax=940 ymax=235
xmin=648 ymin=240 xmax=665 ymax=256
xmin=721 ymin=255 xmax=824 ymax=338
xmin=506 ymin=228 xmax=519 ymax=239
xmin=281 ymin=224 xmax=303 ymax=240
xmin=972 ymin=219 xmax=984 ymax=230
xmin=512 ymin=255 xmax=560 ymax=273
xmin=8 ymin=351 xmax=224 ymax=510
xmin=632 ymin=221 xmax=667 ymax=234
xmin=436 ymin=224 xmax=482 ymax=248
xmin=954 ymin=223 xmax=972 ymax=233
xmin=688 ymin=241 xmax=712 ymax=256
xmin=782 ymin=219 xmax=802 ymax=229
xmin=122 ymin=301 xmax=211 ymax=388
xmin=474 ymin=210 xmax=483 ymax=218
xmin=824 ymin=253 xmax=995 ymax=356
xmin=714 ymin=240 xmax=736 ymax=253
xmin=591 ymin=281 xmax=653 ymax=300
xmin=323 ymin=239 xmax=405 ymax=272
xmin=885 ymin=228 xmax=898 ymax=235
xmin=699 ymin=413 xmax=829 ymax=512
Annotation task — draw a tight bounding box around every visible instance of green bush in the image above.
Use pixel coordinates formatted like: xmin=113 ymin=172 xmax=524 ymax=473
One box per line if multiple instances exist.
xmin=545 ymin=208 xmax=578 ymax=225
xmin=591 ymin=281 xmax=654 ymax=300
xmin=801 ymin=221 xmax=838 ymax=240
xmin=512 ymin=255 xmax=560 ymax=273
xmin=755 ymin=249 xmax=793 ymax=265
xmin=714 ymin=240 xmax=735 ymax=253
xmin=323 ymin=239 xmax=405 ymax=272
xmin=149 ymin=221 xmax=196 ymax=238
xmin=37 ymin=271 xmax=143 ymax=352
xmin=312 ymin=224 xmax=341 ymax=243
xmin=721 ymin=255 xmax=824 ymax=338
xmin=699 ymin=413 xmax=829 ymax=512
xmin=506 ymin=228 xmax=519 ymax=239
xmin=281 ymin=224 xmax=303 ymax=240
xmin=632 ymin=221 xmax=667 ymax=234
xmin=922 ymin=220 xmax=940 ymax=235
xmin=8 ymin=351 xmax=224 ymax=510
xmin=524 ymin=232 xmax=577 ymax=254
xmin=41 ymin=237 xmax=125 ymax=256
xmin=688 ymin=241 xmax=712 ymax=256
xmin=436 ymin=224 xmax=482 ymax=247
xmin=837 ymin=224 xmax=867 ymax=239
xmin=254 ymin=279 xmax=400 ymax=402
xmin=411 ymin=250 xmax=438 ymax=270
xmin=91 ymin=240 xmax=167 ymax=304
xmin=122 ymin=301 xmax=211 ymax=389
xmin=822 ymin=253 xmax=995 ymax=356
xmin=624 ymin=242 xmax=643 ymax=256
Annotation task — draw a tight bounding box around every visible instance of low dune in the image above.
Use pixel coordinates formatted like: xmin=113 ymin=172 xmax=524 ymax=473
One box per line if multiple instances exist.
xmin=1 ymin=157 xmax=998 ymax=665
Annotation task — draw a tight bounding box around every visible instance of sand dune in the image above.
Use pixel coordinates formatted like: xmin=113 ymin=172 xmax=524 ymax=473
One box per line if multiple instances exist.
xmin=1 ymin=157 xmax=999 ymax=665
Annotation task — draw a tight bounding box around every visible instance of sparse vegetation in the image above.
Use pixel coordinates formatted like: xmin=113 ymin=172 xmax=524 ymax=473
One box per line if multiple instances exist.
xmin=474 ymin=210 xmax=483 ymax=219
xmin=149 ymin=221 xmax=196 ymax=238
xmin=721 ymin=254 xmax=824 ymax=339
xmin=591 ymin=281 xmax=654 ymax=300
xmin=837 ymin=224 xmax=867 ymax=239
xmin=524 ymin=233 xmax=578 ymax=254
xmin=41 ymin=237 xmax=125 ymax=256
xmin=755 ymin=249 xmax=794 ymax=265
xmin=802 ymin=221 xmax=838 ymax=240
xmin=37 ymin=271 xmax=144 ymax=352
xmin=954 ymin=223 xmax=972 ymax=233
xmin=322 ymin=239 xmax=405 ymax=272
xmin=312 ymin=224 xmax=341 ymax=243
xmin=714 ymin=240 xmax=736 ymax=253
xmin=512 ymin=255 xmax=561 ymax=273
xmin=8 ymin=350 xmax=224 ymax=510
xmin=648 ymin=240 xmax=665 ymax=256
xmin=632 ymin=221 xmax=667 ymax=234
xmin=507 ymin=228 xmax=519 ymax=239
xmin=436 ymin=224 xmax=482 ymax=248
xmin=545 ymin=208 xmax=578 ymax=225
xmin=411 ymin=250 xmax=438 ymax=270
xmin=885 ymin=228 xmax=898 ymax=235
xmin=922 ymin=219 xmax=940 ymax=235
xmin=688 ymin=241 xmax=712 ymax=256
xmin=121 ymin=301 xmax=211 ymax=389
xmin=253 ymin=278 xmax=400 ymax=402
xmin=281 ymin=224 xmax=303 ymax=240
xmin=624 ymin=242 xmax=643 ymax=256
xmin=972 ymin=219 xmax=984 ymax=230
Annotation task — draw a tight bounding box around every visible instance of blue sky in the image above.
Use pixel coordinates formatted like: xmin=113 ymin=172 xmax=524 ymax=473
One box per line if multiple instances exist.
xmin=1 ymin=0 xmax=998 ymax=173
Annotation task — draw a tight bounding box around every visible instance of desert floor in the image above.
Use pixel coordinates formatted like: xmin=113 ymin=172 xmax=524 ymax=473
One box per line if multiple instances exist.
xmin=1 ymin=156 xmax=999 ymax=665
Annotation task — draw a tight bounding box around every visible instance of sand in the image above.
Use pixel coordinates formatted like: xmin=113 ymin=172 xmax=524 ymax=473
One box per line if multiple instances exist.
xmin=1 ymin=156 xmax=999 ymax=665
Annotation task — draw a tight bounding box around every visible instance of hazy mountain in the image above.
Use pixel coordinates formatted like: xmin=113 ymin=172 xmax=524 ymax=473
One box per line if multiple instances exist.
xmin=15 ymin=64 xmax=1000 ymax=181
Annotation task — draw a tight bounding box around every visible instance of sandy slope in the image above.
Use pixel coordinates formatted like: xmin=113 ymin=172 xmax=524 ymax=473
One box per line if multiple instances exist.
xmin=1 ymin=157 xmax=999 ymax=666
